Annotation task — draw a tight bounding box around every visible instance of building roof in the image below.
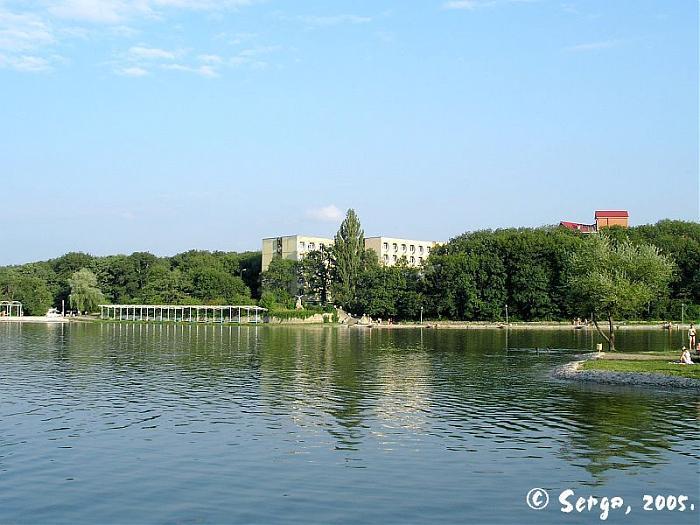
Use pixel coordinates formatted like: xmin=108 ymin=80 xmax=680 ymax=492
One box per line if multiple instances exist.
xmin=559 ymin=221 xmax=596 ymax=233
xmin=595 ymin=210 xmax=629 ymax=218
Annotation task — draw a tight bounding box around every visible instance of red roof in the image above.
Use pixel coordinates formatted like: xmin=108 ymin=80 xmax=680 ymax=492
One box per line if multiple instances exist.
xmin=595 ymin=210 xmax=629 ymax=218
xmin=560 ymin=221 xmax=596 ymax=233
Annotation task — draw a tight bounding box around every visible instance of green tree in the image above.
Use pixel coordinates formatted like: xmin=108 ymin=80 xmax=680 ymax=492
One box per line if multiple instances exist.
xmin=261 ymin=257 xmax=300 ymax=308
xmin=189 ymin=267 xmax=250 ymax=304
xmin=566 ymin=236 xmax=674 ymax=351
xmin=68 ymin=268 xmax=105 ymax=313
xmin=331 ymin=209 xmax=365 ymax=309
xmin=0 ymin=269 xmax=53 ymax=315
xmin=299 ymin=247 xmax=333 ymax=305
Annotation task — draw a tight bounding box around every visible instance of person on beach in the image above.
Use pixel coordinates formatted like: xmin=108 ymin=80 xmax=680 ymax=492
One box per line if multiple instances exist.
xmin=679 ymin=347 xmax=693 ymax=365
xmin=689 ymin=324 xmax=696 ymax=348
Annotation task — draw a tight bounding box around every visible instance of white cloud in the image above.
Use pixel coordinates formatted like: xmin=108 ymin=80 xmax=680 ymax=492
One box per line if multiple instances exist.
xmin=565 ymin=40 xmax=620 ymax=52
xmin=442 ymin=0 xmax=537 ymax=10
xmin=128 ymin=45 xmax=176 ymax=59
xmin=296 ymin=14 xmax=372 ymax=27
xmin=117 ymin=65 xmax=148 ymax=76
xmin=198 ymin=53 xmax=222 ymax=63
xmin=13 ymin=55 xmax=52 ymax=71
xmin=307 ymin=205 xmax=344 ymax=223
xmin=442 ymin=0 xmax=484 ymax=9
xmin=0 ymin=9 xmax=58 ymax=72
xmin=0 ymin=10 xmax=54 ymax=52
xmin=151 ymin=0 xmax=254 ymax=9
xmin=0 ymin=53 xmax=53 ymax=72
xmin=47 ymin=0 xmax=138 ymax=24
xmin=162 ymin=63 xmax=218 ymax=77
xmin=45 ymin=0 xmax=257 ymax=23
xmin=229 ymin=45 xmax=280 ymax=68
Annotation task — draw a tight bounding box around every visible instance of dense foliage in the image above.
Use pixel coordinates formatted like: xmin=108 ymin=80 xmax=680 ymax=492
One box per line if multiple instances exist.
xmin=1 ymin=219 xmax=697 ymax=321
xmin=261 ymin=217 xmax=697 ymax=322
xmin=0 ymin=250 xmax=262 ymax=314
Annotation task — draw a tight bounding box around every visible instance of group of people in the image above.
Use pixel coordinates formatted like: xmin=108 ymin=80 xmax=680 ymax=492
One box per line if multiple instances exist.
xmin=679 ymin=324 xmax=697 ymax=365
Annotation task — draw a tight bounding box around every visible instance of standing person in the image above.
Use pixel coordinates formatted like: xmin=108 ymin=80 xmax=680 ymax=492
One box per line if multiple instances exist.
xmin=689 ymin=324 xmax=696 ymax=349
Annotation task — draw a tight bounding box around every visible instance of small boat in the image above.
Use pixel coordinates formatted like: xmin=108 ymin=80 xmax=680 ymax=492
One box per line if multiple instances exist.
xmin=44 ymin=308 xmax=66 ymax=322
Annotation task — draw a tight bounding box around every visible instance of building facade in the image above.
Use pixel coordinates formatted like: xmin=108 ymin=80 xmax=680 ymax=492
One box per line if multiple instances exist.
xmin=262 ymin=235 xmax=334 ymax=271
xmin=262 ymin=235 xmax=439 ymax=271
xmin=595 ymin=210 xmax=629 ymax=229
xmin=364 ymin=237 xmax=438 ymax=267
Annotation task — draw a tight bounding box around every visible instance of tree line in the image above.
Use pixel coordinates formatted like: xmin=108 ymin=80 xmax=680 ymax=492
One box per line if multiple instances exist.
xmin=261 ymin=212 xmax=698 ymax=328
xmin=0 ymin=250 xmax=262 ymax=315
xmin=1 ymin=214 xmax=697 ymax=333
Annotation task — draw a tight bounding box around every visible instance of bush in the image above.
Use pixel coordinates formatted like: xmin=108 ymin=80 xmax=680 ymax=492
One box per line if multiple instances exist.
xmin=268 ymin=309 xmax=320 ymax=321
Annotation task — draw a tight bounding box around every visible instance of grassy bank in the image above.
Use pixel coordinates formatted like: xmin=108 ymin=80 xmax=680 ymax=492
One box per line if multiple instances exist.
xmin=581 ymin=353 xmax=700 ymax=380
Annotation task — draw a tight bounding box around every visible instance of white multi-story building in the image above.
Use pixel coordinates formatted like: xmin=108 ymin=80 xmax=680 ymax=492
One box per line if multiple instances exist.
xmin=262 ymin=234 xmax=439 ymax=271
xmin=262 ymin=235 xmax=334 ymax=271
xmin=364 ymin=237 xmax=438 ymax=267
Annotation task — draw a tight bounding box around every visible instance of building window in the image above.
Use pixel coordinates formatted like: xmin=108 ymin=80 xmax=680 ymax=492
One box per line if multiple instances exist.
xmin=410 ymin=245 xmax=415 ymax=252
xmin=392 ymin=255 xmax=397 ymax=262
xmin=309 ymin=242 xmax=315 ymax=250
xmin=299 ymin=242 xmax=306 ymax=250
xmin=401 ymin=244 xmax=407 ymax=252
xmin=410 ymin=256 xmax=415 ymax=264
xmin=383 ymin=254 xmax=388 ymax=262
xmin=383 ymin=242 xmax=388 ymax=251
xmin=393 ymin=243 xmax=398 ymax=252
xmin=426 ymin=246 xmax=430 ymax=253
xmin=319 ymin=243 xmax=325 ymax=250
xmin=418 ymin=257 xmax=423 ymax=263
xmin=419 ymin=246 xmax=424 ymax=254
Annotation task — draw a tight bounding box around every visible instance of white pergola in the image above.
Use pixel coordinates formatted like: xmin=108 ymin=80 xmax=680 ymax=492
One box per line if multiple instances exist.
xmin=0 ymin=301 xmax=23 ymax=317
xmin=99 ymin=304 xmax=267 ymax=324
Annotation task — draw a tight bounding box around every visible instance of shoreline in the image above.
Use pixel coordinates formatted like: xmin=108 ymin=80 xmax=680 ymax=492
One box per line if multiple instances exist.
xmin=0 ymin=316 xmax=69 ymax=324
xmin=551 ymin=353 xmax=700 ymax=390
xmin=1 ymin=317 xmax=694 ymax=331
xmin=368 ymin=321 xmax=691 ymax=331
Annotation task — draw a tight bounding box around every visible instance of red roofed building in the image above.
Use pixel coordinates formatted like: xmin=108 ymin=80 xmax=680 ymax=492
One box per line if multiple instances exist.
xmin=595 ymin=210 xmax=629 ymax=230
xmin=559 ymin=221 xmax=596 ymax=233
xmin=560 ymin=210 xmax=629 ymax=233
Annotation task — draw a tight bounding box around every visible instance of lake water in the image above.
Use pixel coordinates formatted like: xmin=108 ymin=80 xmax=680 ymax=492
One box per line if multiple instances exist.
xmin=0 ymin=323 xmax=697 ymax=524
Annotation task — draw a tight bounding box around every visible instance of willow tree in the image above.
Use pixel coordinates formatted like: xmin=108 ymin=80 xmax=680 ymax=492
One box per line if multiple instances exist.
xmin=331 ymin=209 xmax=365 ymax=310
xmin=68 ymin=268 xmax=105 ymax=313
xmin=566 ymin=236 xmax=674 ymax=351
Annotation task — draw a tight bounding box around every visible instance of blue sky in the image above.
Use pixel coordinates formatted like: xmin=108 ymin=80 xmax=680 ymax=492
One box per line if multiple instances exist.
xmin=1 ymin=0 xmax=697 ymax=265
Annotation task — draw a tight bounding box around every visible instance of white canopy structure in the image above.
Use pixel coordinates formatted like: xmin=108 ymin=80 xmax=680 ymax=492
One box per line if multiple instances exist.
xmin=0 ymin=301 xmax=23 ymax=317
xmin=99 ymin=304 xmax=267 ymax=324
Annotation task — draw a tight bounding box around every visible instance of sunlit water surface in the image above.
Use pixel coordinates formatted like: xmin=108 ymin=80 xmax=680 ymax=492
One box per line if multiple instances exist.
xmin=0 ymin=323 xmax=697 ymax=524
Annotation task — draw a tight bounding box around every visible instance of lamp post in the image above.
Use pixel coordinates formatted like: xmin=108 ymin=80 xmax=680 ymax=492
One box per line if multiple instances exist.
xmin=420 ymin=306 xmax=424 ymax=325
xmin=505 ymin=304 xmax=509 ymax=325
xmin=681 ymin=303 xmax=685 ymax=327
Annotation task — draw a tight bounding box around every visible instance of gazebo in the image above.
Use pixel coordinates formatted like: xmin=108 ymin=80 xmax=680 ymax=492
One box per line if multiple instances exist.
xmin=0 ymin=301 xmax=23 ymax=317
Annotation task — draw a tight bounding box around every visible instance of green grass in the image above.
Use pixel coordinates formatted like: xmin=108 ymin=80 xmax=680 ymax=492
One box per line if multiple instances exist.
xmin=581 ymin=358 xmax=700 ymax=379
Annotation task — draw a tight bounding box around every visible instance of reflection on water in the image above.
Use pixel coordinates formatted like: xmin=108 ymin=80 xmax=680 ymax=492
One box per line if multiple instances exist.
xmin=0 ymin=323 xmax=698 ymax=524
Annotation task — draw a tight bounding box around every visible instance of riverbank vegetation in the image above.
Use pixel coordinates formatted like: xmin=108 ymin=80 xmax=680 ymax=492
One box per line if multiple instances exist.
xmin=1 ymin=215 xmax=697 ymax=325
xmin=0 ymin=250 xmax=261 ymax=315
xmin=261 ymin=213 xmax=695 ymax=331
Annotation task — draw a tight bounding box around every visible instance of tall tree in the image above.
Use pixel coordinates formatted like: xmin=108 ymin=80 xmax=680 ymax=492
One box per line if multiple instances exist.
xmin=299 ymin=247 xmax=333 ymax=305
xmin=68 ymin=268 xmax=105 ymax=313
xmin=331 ymin=209 xmax=365 ymax=309
xmin=566 ymin=236 xmax=674 ymax=351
